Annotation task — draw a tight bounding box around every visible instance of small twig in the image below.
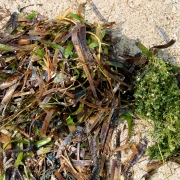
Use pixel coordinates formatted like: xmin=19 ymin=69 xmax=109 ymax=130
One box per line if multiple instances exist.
xmin=60 ymin=154 xmax=77 ymax=175
xmin=0 ymin=12 xmax=18 ymax=31
xmin=3 ymin=158 xmax=14 ymax=170
xmin=89 ymin=138 xmax=100 ymax=180
xmin=156 ymin=26 xmax=169 ymax=43
xmin=18 ymin=4 xmax=43 ymax=12
xmin=88 ymin=0 xmax=110 ymax=24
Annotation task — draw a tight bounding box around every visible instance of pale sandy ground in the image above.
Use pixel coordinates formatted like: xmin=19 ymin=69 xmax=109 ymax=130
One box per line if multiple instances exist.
xmin=1 ymin=0 xmax=180 ymax=179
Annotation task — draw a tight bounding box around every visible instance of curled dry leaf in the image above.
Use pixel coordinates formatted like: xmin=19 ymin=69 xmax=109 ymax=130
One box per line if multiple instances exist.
xmin=41 ymin=108 xmax=56 ymax=137
xmin=1 ymin=82 xmax=19 ymax=105
xmin=0 ymin=72 xmax=22 ymax=90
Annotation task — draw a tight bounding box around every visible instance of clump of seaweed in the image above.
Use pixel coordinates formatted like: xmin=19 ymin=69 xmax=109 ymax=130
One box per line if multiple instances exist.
xmin=0 ymin=3 xmax=140 ymax=179
xmin=134 ymin=49 xmax=180 ymax=161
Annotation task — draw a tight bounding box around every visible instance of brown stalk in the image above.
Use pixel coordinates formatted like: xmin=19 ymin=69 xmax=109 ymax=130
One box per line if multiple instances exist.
xmin=112 ymin=144 xmax=130 ymax=152
xmin=45 ymin=47 xmax=52 ymax=82
xmin=88 ymin=111 xmax=105 ymax=133
xmin=41 ymin=88 xmax=110 ymax=110
xmin=1 ymin=82 xmax=19 ymax=105
xmin=110 ymin=159 xmax=117 ymax=180
xmin=54 ymin=170 xmax=65 ymax=180
xmin=100 ymin=99 xmax=115 ymax=150
xmin=41 ymin=108 xmax=56 ymax=137
xmin=0 ymin=72 xmax=22 ymax=90
xmin=71 ymin=23 xmax=98 ymax=99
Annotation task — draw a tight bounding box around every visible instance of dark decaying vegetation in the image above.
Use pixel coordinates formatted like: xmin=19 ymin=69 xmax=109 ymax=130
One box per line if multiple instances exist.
xmin=0 ymin=2 xmax=180 ymax=180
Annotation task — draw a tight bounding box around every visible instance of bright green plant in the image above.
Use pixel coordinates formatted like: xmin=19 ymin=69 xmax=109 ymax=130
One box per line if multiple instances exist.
xmin=134 ymin=57 xmax=180 ymax=160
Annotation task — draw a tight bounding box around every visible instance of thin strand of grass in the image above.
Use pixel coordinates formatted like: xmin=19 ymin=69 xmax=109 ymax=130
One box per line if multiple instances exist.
xmin=87 ymin=31 xmax=102 ymax=59
xmin=59 ymin=17 xmax=77 ymax=25
xmin=0 ymin=101 xmax=37 ymax=130
xmin=157 ymin=143 xmax=168 ymax=180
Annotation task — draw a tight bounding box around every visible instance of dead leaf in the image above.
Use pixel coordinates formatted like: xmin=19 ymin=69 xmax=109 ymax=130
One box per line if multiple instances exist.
xmin=41 ymin=108 xmax=56 ymax=137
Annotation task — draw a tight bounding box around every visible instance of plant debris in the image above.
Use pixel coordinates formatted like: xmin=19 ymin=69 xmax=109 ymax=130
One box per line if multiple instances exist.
xmin=0 ymin=2 xmax=179 ymax=180
xmin=0 ymin=4 xmax=139 ymax=179
xmin=134 ymin=56 xmax=180 ymax=161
